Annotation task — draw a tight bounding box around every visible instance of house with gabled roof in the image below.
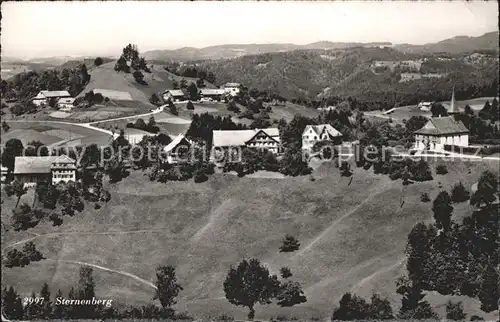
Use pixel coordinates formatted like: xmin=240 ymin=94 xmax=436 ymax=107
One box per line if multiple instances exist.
xmin=162 ymin=89 xmax=188 ymax=102
xmin=222 ymin=83 xmax=241 ymax=97
xmin=14 ymin=155 xmax=77 ymax=186
xmin=211 ymin=128 xmax=281 ymax=165
xmin=32 ymin=90 xmax=72 ymax=107
xmin=413 ymin=116 xmax=469 ymax=152
xmin=302 ymin=124 xmax=343 ymax=151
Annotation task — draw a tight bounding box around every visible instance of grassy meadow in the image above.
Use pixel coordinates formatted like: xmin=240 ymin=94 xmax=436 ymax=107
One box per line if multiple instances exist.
xmin=1 ymin=157 xmax=498 ymax=320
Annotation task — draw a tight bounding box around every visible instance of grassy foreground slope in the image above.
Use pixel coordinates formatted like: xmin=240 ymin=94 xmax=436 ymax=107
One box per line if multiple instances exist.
xmin=1 ymin=159 xmax=498 ymax=320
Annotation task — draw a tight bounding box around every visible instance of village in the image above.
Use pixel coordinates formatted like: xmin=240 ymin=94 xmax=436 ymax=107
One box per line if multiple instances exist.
xmin=1 ymin=2 xmax=499 ymax=321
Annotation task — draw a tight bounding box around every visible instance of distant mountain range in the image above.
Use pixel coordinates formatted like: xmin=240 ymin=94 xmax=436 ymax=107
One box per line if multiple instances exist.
xmin=143 ymin=32 xmax=498 ymax=62
xmin=393 ymin=31 xmax=498 ymax=54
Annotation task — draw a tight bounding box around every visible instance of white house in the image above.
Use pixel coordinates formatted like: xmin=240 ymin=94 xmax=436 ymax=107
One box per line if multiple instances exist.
xmin=57 ymin=97 xmax=76 ymax=111
xmin=122 ymin=128 xmax=154 ymax=145
xmin=302 ymin=124 xmax=343 ymax=151
xmin=211 ymin=128 xmax=281 ymax=165
xmin=223 ymin=83 xmax=241 ymax=97
xmin=199 ymin=89 xmax=226 ymax=101
xmin=162 ymin=89 xmax=188 ymax=102
xmin=418 ymin=102 xmax=433 ymax=112
xmin=163 ymin=134 xmax=192 ymax=164
xmin=14 ymin=155 xmax=77 ymax=186
xmin=413 ymin=116 xmax=469 ymax=153
xmin=32 ymin=90 xmax=71 ymax=107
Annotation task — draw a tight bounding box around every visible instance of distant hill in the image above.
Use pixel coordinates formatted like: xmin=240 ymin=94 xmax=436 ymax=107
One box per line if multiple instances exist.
xmin=196 ymin=47 xmax=413 ymax=99
xmin=394 ymin=31 xmax=499 ymax=54
xmin=143 ymin=42 xmax=393 ymax=62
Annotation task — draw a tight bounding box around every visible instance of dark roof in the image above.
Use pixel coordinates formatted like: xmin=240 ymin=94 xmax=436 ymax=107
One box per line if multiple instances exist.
xmin=414 ymin=116 xmax=469 ymax=135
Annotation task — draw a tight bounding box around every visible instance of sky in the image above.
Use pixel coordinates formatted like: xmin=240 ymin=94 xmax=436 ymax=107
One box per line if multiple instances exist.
xmin=2 ymin=1 xmax=498 ymax=59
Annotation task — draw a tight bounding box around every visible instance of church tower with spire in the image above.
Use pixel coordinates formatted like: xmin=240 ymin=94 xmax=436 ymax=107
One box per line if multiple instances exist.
xmin=447 ymin=86 xmax=460 ymax=115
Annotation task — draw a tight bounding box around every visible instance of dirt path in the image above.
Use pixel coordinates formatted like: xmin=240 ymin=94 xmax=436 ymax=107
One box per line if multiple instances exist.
xmin=292 ymin=180 xmax=393 ymax=258
xmin=2 ymin=229 xmax=167 ymax=252
xmin=44 ymin=259 xmax=157 ymax=289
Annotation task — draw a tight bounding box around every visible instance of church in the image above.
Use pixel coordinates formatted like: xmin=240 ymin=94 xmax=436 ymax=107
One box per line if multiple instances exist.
xmin=413 ymin=88 xmax=469 ymax=153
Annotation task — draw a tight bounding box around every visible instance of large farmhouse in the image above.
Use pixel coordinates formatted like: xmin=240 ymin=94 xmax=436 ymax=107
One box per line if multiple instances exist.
xmin=222 ymin=83 xmax=241 ymax=97
xmin=413 ymin=116 xmax=469 ymax=153
xmin=162 ymin=89 xmax=188 ymax=102
xmin=302 ymin=124 xmax=343 ymax=151
xmin=199 ymin=89 xmax=226 ymax=101
xmin=32 ymin=90 xmax=72 ymax=107
xmin=211 ymin=128 xmax=281 ymax=165
xmin=14 ymin=155 xmax=77 ymax=186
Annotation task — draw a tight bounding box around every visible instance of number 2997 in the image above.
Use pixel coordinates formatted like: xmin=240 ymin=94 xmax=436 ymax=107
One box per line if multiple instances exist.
xmin=23 ymin=297 xmax=44 ymax=305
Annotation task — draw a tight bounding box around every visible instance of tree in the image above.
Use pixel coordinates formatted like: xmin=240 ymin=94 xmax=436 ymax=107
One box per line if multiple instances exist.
xmin=279 ymin=234 xmax=300 ymax=252
xmin=411 ymin=159 xmax=433 ymax=181
xmin=76 ymin=267 xmax=96 ymax=318
xmin=149 ymin=93 xmax=162 ymax=106
xmin=420 ymin=192 xmax=431 ymax=202
xmin=179 ymin=78 xmax=188 ymax=89
xmin=187 ymin=82 xmax=199 ymax=101
xmin=133 ymin=70 xmax=145 ymax=84
xmin=36 ymin=182 xmax=60 ymax=209
xmin=279 ymin=144 xmax=312 ymax=177
xmin=2 ymin=138 xmax=24 ymax=171
xmin=478 ymin=263 xmax=499 ymax=312
xmin=280 ymin=267 xmax=292 ymax=279
xmin=186 ymin=100 xmax=195 ymax=110
xmin=332 ymin=292 xmax=370 ymax=320
xmin=432 ymin=191 xmax=453 ymax=231
xmin=405 ymin=116 xmax=428 ymax=133
xmin=396 ymin=276 xmax=438 ymax=319
xmin=114 ymin=56 xmax=130 ymax=73
xmin=134 ymin=118 xmax=147 ymax=130
xmin=2 ymin=286 xmax=24 ymax=320
xmin=154 ymin=265 xmax=183 ymax=310
xmin=446 ymin=301 xmax=467 ymax=320
xmin=451 ymin=181 xmax=470 ymax=203
xmin=25 ymin=140 xmax=49 ymax=157
xmin=436 ymin=164 xmax=448 ymax=175
xmin=369 ymin=293 xmax=393 ymax=320
xmin=431 ymin=103 xmax=448 ymax=117
xmin=276 ymin=281 xmax=307 ymax=307
xmin=5 ymin=179 xmax=27 ymax=208
xmin=470 ymin=170 xmax=499 ymax=208
xmin=464 ymin=104 xmax=474 ymax=115
xmin=94 ymin=57 xmax=103 ymax=66
xmin=169 ymin=102 xmax=179 ymax=116
xmin=196 ymin=78 xmax=205 ymax=88
xmin=39 ymin=283 xmax=52 ymax=319
xmin=2 ymin=120 xmax=10 ymax=132
xmin=51 ymin=289 xmax=64 ymax=319
xmin=22 ymin=241 xmax=44 ymax=261
xmin=223 ymin=258 xmax=280 ymax=320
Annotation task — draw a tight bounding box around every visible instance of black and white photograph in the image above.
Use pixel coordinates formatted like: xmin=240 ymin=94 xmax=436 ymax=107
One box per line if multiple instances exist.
xmin=1 ymin=1 xmax=499 ymax=321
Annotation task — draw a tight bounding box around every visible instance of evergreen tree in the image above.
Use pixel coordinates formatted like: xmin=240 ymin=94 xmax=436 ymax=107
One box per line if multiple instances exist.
xmin=478 ymin=263 xmax=499 ymax=312
xmin=2 ymin=286 xmax=24 ymax=320
xmin=369 ymin=293 xmax=393 ymax=320
xmin=154 ymin=265 xmax=183 ymax=310
xmin=51 ymin=289 xmax=64 ymax=319
xmin=451 ymin=181 xmax=470 ymax=203
xmin=24 ymin=291 xmax=40 ymax=319
xmin=432 ymin=191 xmax=454 ymax=231
xmin=76 ymin=267 xmax=96 ymax=318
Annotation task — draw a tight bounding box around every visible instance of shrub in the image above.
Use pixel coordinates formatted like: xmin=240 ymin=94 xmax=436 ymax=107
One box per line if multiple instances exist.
xmin=186 ymin=101 xmax=194 ymax=110
xmin=280 ymin=267 xmax=293 ymax=279
xmin=215 ymin=314 xmax=234 ymax=321
xmin=193 ymin=168 xmax=208 ymax=183
xmin=94 ymin=57 xmax=103 ymax=66
xmin=451 ymin=181 xmax=470 ymax=203
xmin=420 ymin=192 xmax=431 ymax=202
xmin=133 ymin=70 xmax=145 ymax=84
xmin=446 ymin=301 xmax=467 ymax=321
xmin=436 ymin=164 xmax=448 ymax=175
xmin=279 ymin=234 xmax=300 ymax=252
xmin=470 ymin=315 xmax=484 ymax=321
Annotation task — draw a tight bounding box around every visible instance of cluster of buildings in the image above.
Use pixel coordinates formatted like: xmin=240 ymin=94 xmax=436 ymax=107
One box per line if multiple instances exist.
xmin=32 ymin=90 xmax=76 ymax=111
xmin=162 ymin=82 xmax=242 ymax=103
xmin=413 ymin=88 xmax=470 ymax=153
xmin=13 ymin=155 xmax=77 ymax=186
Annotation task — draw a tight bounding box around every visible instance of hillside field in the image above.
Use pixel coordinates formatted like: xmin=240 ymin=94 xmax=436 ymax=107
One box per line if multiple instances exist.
xmin=1 ymin=158 xmax=498 ymax=320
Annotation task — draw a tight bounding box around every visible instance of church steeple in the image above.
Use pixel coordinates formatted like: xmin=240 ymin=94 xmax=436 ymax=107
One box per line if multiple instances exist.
xmin=448 ymin=86 xmax=460 ymax=115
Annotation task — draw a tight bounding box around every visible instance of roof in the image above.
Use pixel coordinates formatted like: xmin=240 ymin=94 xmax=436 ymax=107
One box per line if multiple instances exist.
xmin=57 ymin=97 xmax=76 ymax=104
xmin=163 ymin=89 xmax=187 ymax=97
xmin=224 ymin=83 xmax=241 ymax=88
xmin=39 ymin=90 xmax=71 ymax=98
xmin=303 ymin=124 xmax=342 ymax=138
xmin=164 ymin=134 xmax=191 ymax=153
xmin=200 ymin=89 xmax=225 ymax=95
xmin=14 ymin=155 xmax=76 ymax=174
xmin=212 ymin=128 xmax=280 ymax=147
xmin=123 ymin=128 xmax=155 ymax=136
xmin=414 ymin=116 xmax=469 ymax=135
